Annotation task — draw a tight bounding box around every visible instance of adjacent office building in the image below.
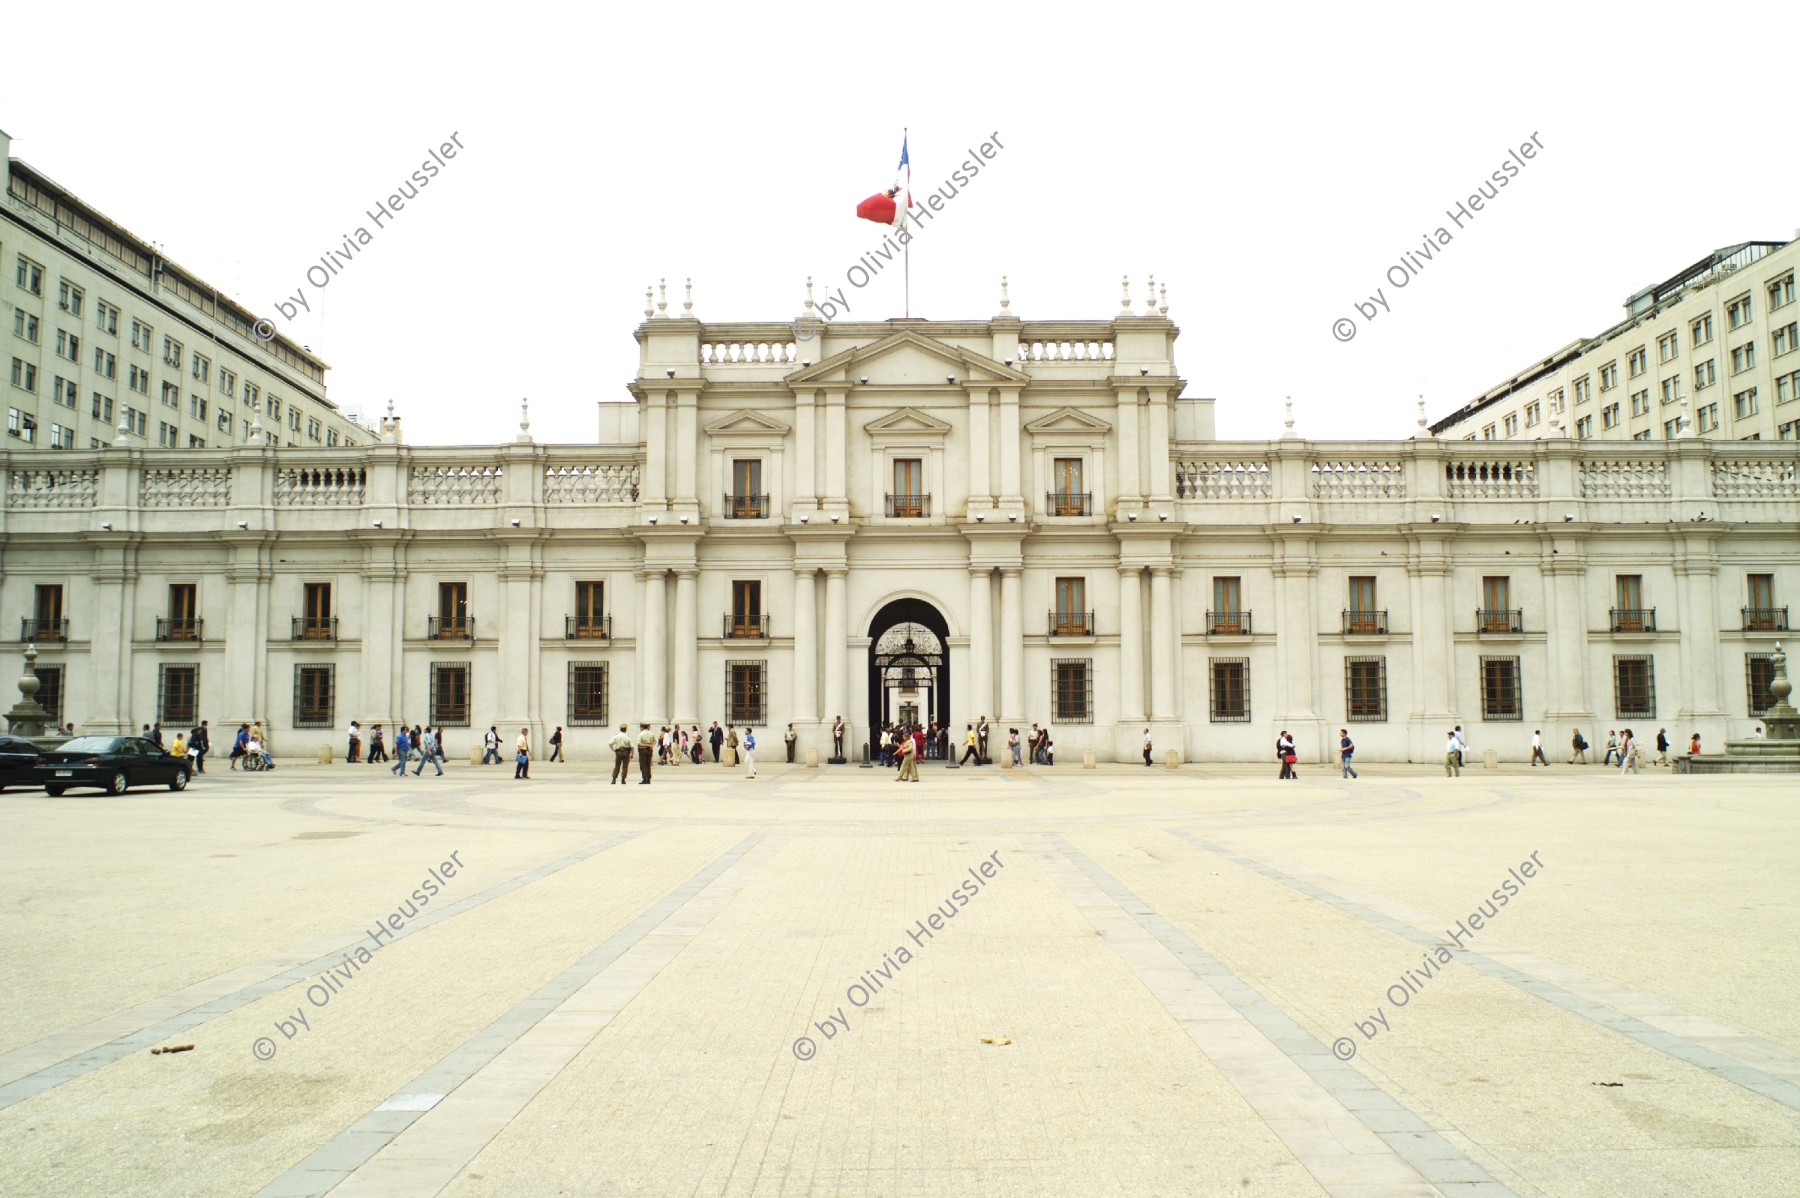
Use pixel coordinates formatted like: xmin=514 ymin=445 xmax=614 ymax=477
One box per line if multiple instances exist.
xmin=2 ymin=128 xmax=367 ymax=455
xmin=1432 ymin=237 xmax=1800 ymax=444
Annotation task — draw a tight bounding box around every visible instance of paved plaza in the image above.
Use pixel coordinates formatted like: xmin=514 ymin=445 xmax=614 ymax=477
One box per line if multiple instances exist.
xmin=2 ymin=755 xmax=1796 ymax=1198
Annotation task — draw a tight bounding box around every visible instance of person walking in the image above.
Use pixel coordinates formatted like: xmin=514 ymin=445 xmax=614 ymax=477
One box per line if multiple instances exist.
xmin=1339 ymin=728 xmax=1359 ymax=779
xmin=691 ymin=725 xmax=704 ymax=764
xmin=367 ymin=724 xmax=387 ymax=764
xmin=1444 ymin=731 xmax=1462 ymax=777
xmin=784 ymin=723 xmax=797 ymax=764
xmin=192 ymin=720 xmax=210 ymax=774
xmin=170 ymin=729 xmax=188 ymax=761
xmin=638 ymin=722 xmax=656 ymax=784
xmin=1621 ymin=728 xmax=1642 ymax=774
xmin=1569 ymin=727 xmax=1588 ymax=764
xmin=391 ymin=726 xmax=412 ymax=777
xmin=1530 ymin=730 xmax=1548 ymax=767
xmin=413 ymin=726 xmax=443 ymax=776
xmin=741 ymin=728 xmax=757 ymax=779
xmin=1008 ymin=728 xmax=1022 ymax=767
xmin=1451 ymin=726 xmax=1468 ymax=769
xmin=548 ymin=726 xmax=564 ymax=763
xmin=960 ymin=724 xmax=980 ymax=766
xmin=230 ymin=723 xmax=250 ymax=770
xmin=1277 ymin=730 xmax=1296 ymax=780
xmin=1603 ymin=731 xmax=1620 ymax=766
xmin=896 ymin=729 xmax=919 ymax=782
xmin=1143 ymin=727 xmax=1154 ymax=767
xmin=1654 ymin=728 xmax=1670 ymax=765
xmin=483 ymin=726 xmax=501 ymax=766
xmin=347 ymin=719 xmax=362 ymax=763
xmin=726 ymin=726 xmax=739 ymax=765
xmin=609 ymin=724 xmax=633 ymax=784
xmin=514 ymin=728 xmax=531 ymax=779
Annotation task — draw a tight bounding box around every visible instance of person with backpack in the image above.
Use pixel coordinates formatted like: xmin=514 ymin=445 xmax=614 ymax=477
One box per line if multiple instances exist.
xmin=741 ymin=727 xmax=757 ymax=779
xmin=1603 ymin=731 xmax=1620 ymax=766
xmin=1570 ymin=727 xmax=1588 ymax=764
xmin=1339 ymin=728 xmax=1358 ymax=779
xmin=483 ymin=726 xmax=501 ymax=765
xmin=548 ymin=726 xmax=564 ymax=763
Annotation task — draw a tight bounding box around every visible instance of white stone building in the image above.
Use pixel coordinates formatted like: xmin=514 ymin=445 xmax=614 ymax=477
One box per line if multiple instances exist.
xmin=2 ymin=129 xmax=369 ymax=455
xmin=1433 ymin=237 xmax=1800 ymax=444
xmin=3 ymin=284 xmax=1796 ymax=762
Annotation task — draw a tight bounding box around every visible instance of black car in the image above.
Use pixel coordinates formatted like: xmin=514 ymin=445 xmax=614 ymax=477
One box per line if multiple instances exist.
xmin=0 ymin=734 xmax=50 ymax=791
xmin=33 ymin=735 xmax=191 ymax=796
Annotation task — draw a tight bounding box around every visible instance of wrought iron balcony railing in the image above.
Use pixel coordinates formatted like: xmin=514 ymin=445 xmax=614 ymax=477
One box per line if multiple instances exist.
xmin=724 ymin=613 xmax=769 ymax=638
xmin=20 ymin=617 xmax=69 ymax=642
xmin=1045 ymin=491 xmax=1092 ymax=517
xmin=1475 ymin=608 xmax=1523 ymax=634
xmin=1743 ymin=606 xmax=1789 ymax=631
xmin=429 ymin=615 xmax=475 ymax=640
xmin=1342 ymin=609 xmax=1388 ymax=635
xmin=292 ymin=616 xmax=338 ymax=640
xmin=724 ymin=493 xmax=769 ymax=519
xmin=1207 ymin=610 xmax=1252 ymax=635
xmin=1048 ymin=610 xmax=1095 ymax=636
xmin=156 ymin=617 xmax=202 ymax=642
xmin=885 ymin=493 xmax=930 ymax=518
xmin=566 ymin=615 xmax=613 ymax=640
xmin=1610 ymin=607 xmax=1656 ymax=633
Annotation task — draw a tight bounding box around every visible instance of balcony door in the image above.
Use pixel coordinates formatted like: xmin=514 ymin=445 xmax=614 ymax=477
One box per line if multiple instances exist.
xmin=1212 ymin=577 xmax=1243 ymax=633
xmin=732 ymin=460 xmax=762 ymax=517
xmin=438 ymin=582 xmax=469 ymax=636
xmin=731 ymin=580 xmax=762 ymax=637
xmin=34 ymin=584 xmax=64 ymax=636
xmin=1054 ymin=577 xmax=1086 ymax=635
xmin=575 ymin=581 xmax=605 ymax=637
xmin=1346 ymin=576 xmax=1378 ymax=634
xmin=169 ymin=583 xmax=198 ymax=639
xmin=893 ymin=459 xmax=922 ymax=516
xmin=303 ymin=582 xmax=332 ymax=637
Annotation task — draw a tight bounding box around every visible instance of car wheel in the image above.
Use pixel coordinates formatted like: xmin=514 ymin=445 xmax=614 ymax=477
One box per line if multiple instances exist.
xmin=45 ymin=785 xmax=65 ymax=797
xmin=169 ymin=769 xmax=189 ymax=792
xmin=108 ymin=772 xmax=129 ymax=795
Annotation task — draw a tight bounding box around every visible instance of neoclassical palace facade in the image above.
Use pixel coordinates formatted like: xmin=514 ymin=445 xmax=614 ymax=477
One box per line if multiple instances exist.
xmin=3 ymin=295 xmax=1796 ymax=761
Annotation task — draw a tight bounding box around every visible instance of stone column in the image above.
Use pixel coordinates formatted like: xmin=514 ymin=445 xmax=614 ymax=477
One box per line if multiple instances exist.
xmin=86 ymin=540 xmax=134 ymax=733
xmin=1543 ymin=555 xmax=1591 ymax=725
xmin=968 ymin=566 xmax=993 ymax=720
xmin=795 ymin=391 xmax=817 ymax=506
xmin=640 ymin=567 xmax=667 ymax=718
xmin=642 ymin=393 xmax=667 ymax=505
xmin=1146 ymin=389 xmax=1173 ymax=503
xmin=793 ymin=567 xmax=818 ymax=720
xmin=673 ymin=392 xmax=698 ymax=503
xmin=672 ymin=568 xmax=698 ymax=726
xmin=1117 ymin=564 xmax=1144 ymax=721
xmin=1675 ymin=550 xmax=1726 ymax=722
xmin=497 ymin=553 xmax=536 ymax=736
xmin=824 ymin=391 xmax=847 ymax=502
xmin=1116 ymin=388 xmax=1141 ymax=503
xmin=1149 ymin=565 xmax=1176 ymax=717
xmin=968 ymin=389 xmax=992 ymax=508
xmin=1000 ymin=566 xmax=1024 ymax=722
xmin=824 ymin=567 xmax=848 ymax=727
xmin=998 ymin=388 xmax=1022 ymax=505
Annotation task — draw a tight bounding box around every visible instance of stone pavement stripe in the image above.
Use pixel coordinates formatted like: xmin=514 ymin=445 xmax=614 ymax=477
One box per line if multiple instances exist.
xmin=1042 ymin=832 xmax=1519 ymax=1198
xmin=1167 ymin=829 xmax=1800 ymax=1114
xmin=253 ymin=832 xmax=770 ymax=1198
xmin=0 ymin=831 xmax=642 ymax=1110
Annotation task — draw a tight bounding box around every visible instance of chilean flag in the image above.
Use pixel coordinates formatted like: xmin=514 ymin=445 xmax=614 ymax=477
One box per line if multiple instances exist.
xmin=856 ymin=133 xmax=912 ymax=227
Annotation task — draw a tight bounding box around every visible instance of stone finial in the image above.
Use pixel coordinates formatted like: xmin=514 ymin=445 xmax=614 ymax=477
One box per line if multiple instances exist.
xmin=518 ymin=397 xmax=531 ymax=442
xmin=1282 ymin=397 xmax=1297 ymax=439
xmin=996 ymin=275 xmax=1011 ymax=317
xmin=1158 ymin=283 xmax=1168 ymax=317
xmin=387 ymin=398 xmax=396 ymax=419
xmin=1145 ymin=274 xmax=1156 ymax=316
xmin=1120 ymin=274 xmax=1132 ymax=314
xmin=248 ymin=419 xmax=264 ymax=446
xmin=644 ymin=287 xmax=655 ymax=319
xmin=114 ymin=409 xmax=131 ymax=448
xmin=5 ymin=643 xmax=50 ymax=737
xmin=1417 ymin=396 xmax=1432 ymax=438
xmin=1677 ymin=397 xmax=1692 ymax=438
xmin=656 ymin=278 xmax=668 ymax=316
xmin=683 ymin=278 xmax=694 ymax=317
xmin=804 ymin=276 xmax=815 ymax=316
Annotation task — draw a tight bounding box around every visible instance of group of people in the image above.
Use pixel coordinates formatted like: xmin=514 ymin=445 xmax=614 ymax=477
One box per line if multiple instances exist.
xmin=608 ymin=722 xmax=759 ymax=783
xmin=1273 ymin=729 xmax=1359 ymax=779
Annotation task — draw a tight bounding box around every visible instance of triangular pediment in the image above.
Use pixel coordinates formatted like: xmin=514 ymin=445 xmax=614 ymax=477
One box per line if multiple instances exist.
xmin=703 ymin=408 xmax=791 ymax=435
xmin=863 ymin=407 xmax=954 ymax=435
xmin=788 ymin=330 xmax=1030 ymax=387
xmin=1023 ymin=406 xmax=1113 ymax=434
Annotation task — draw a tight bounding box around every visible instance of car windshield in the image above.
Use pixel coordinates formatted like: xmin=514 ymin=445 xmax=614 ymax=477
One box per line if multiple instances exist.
xmin=55 ymin=737 xmax=125 ymax=753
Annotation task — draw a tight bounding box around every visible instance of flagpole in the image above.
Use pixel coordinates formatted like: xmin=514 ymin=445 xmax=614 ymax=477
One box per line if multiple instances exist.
xmin=903 ymin=127 xmax=910 ymax=319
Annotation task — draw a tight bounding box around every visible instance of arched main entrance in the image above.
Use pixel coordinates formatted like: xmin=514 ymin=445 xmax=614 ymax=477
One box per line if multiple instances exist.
xmin=866 ymin=598 xmax=951 ymax=735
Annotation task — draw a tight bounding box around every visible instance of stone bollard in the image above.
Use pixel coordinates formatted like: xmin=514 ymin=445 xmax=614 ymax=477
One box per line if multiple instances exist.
xmin=1483 ymin=748 xmax=1499 ymax=769
xmin=1165 ymin=749 xmax=1180 ymax=769
xmin=317 ymin=745 xmax=332 ymax=764
xmin=724 ymin=747 xmax=737 ymax=767
xmin=1083 ymin=748 xmax=1097 ymax=769
xmin=469 ymin=747 xmax=482 ymax=766
xmin=806 ymin=747 xmax=819 ymax=768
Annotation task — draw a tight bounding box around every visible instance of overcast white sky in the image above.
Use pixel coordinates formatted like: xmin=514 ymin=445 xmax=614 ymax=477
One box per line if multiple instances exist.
xmin=6 ymin=1 xmax=1796 ymax=445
